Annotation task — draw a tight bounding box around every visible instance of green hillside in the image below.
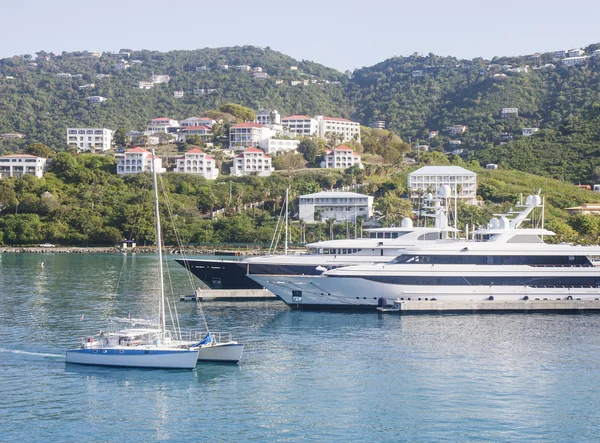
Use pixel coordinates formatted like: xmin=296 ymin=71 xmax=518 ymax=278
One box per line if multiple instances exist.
xmin=2 ymin=44 xmax=600 ymax=182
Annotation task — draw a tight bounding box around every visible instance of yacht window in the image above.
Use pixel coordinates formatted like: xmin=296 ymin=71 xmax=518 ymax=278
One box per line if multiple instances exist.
xmin=343 ymin=249 xmax=348 ymax=254
xmin=385 ymin=232 xmax=391 ymax=239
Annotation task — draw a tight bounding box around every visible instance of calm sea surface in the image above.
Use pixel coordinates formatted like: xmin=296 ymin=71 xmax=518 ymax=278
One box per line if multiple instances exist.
xmin=1 ymin=253 xmax=600 ymax=442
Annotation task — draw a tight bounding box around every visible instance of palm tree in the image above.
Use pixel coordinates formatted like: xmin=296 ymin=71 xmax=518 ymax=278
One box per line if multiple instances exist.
xmin=325 ymin=218 xmax=336 ymax=240
xmin=298 ymin=219 xmax=306 ymax=244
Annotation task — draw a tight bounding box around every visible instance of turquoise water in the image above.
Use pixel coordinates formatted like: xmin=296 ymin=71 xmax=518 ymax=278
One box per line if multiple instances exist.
xmin=2 ymin=253 xmax=600 ymax=442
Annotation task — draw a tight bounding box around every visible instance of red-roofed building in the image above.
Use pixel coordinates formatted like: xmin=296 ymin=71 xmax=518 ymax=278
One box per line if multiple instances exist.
xmin=116 ymin=147 xmax=165 ymax=175
xmin=321 ymin=145 xmax=362 ymax=169
xmin=229 ymin=123 xmax=276 ymax=150
xmin=0 ymin=154 xmax=47 ymax=178
xmin=231 ymin=147 xmax=273 ymax=177
xmin=281 ymin=115 xmax=317 ymax=136
xmin=174 ymin=148 xmax=218 ymax=179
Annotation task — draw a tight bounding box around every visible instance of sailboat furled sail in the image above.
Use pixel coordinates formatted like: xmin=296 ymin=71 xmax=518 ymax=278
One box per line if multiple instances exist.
xmin=65 ymin=150 xmax=243 ymax=369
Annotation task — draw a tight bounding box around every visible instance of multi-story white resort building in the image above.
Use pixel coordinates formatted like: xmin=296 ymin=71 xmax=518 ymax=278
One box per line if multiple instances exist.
xmin=0 ymin=154 xmax=47 ymax=179
xmin=174 ymin=148 xmax=218 ymax=179
xmin=231 ymin=147 xmax=273 ymax=177
xmin=408 ymin=166 xmax=477 ymax=205
xmin=317 ymin=116 xmax=361 ymax=143
xmin=321 ymin=145 xmax=362 ymax=169
xmin=256 ymin=110 xmax=281 ymax=125
xmin=281 ymin=115 xmax=361 ymax=142
xmin=67 ymin=128 xmax=113 ymax=151
xmin=281 ymin=115 xmax=318 ymax=136
xmin=116 ymin=147 xmax=165 ymax=175
xmin=298 ymin=191 xmax=374 ymax=223
xmin=229 ymin=123 xmax=275 ymax=150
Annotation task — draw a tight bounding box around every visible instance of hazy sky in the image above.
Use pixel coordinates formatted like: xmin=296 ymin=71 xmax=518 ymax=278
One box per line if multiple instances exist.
xmin=2 ymin=0 xmax=599 ymax=71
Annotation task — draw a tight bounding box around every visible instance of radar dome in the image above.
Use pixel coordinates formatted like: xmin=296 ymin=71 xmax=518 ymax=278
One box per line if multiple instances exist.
xmin=500 ymin=216 xmax=510 ymax=229
xmin=488 ymin=217 xmax=500 ymax=229
xmin=438 ymin=185 xmax=452 ymax=198
xmin=401 ymin=218 xmax=413 ymax=228
xmin=532 ymin=195 xmax=542 ymax=206
xmin=526 ymin=195 xmax=534 ymax=206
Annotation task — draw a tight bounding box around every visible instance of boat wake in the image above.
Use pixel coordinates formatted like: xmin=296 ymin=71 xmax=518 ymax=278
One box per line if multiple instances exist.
xmin=0 ymin=347 xmax=63 ymax=358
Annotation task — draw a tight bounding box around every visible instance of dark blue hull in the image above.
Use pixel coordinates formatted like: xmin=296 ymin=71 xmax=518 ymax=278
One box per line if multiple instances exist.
xmin=175 ymin=258 xmax=326 ymax=290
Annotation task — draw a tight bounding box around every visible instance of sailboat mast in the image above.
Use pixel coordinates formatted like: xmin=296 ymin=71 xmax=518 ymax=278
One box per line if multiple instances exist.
xmin=151 ymin=150 xmax=166 ymax=336
xmin=284 ymin=187 xmax=289 ymax=255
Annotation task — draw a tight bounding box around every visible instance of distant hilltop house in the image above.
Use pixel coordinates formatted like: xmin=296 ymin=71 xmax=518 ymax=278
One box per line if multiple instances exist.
xmin=522 ymin=127 xmax=539 ymax=136
xmin=446 ymin=125 xmax=467 ymax=136
xmin=174 ymin=148 xmax=218 ymax=179
xmin=501 ymin=108 xmax=518 ymax=118
xmin=428 ymin=130 xmax=439 ymax=139
xmin=67 ymin=128 xmax=113 ymax=152
xmin=370 ymin=120 xmax=385 ymax=129
xmin=87 ymin=96 xmax=106 ymax=103
xmin=562 ymin=56 xmax=588 ymax=66
xmin=151 ymin=75 xmax=170 ymax=84
xmin=138 ymin=81 xmax=154 ymax=89
xmin=0 ymin=154 xmax=47 ymax=179
xmin=231 ymin=147 xmax=273 ymax=177
xmin=566 ymin=203 xmax=600 ymax=216
xmin=298 ymin=191 xmax=374 ymax=223
xmin=173 ymin=90 xmax=184 ymax=98
xmin=116 ymin=147 xmax=165 ymax=175
xmin=1 ymin=132 xmax=25 ymax=140
xmin=321 ymin=145 xmax=362 ymax=169
xmin=408 ymin=165 xmax=477 ymax=205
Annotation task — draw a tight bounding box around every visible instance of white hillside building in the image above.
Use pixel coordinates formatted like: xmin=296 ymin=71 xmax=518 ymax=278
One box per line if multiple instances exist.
xmin=408 ymin=165 xmax=477 ymax=205
xmin=281 ymin=115 xmax=318 ymax=136
xmin=180 ymin=117 xmax=215 ymax=127
xmin=0 ymin=154 xmax=47 ymax=179
xmin=116 ymin=147 xmax=165 ymax=175
xmin=174 ymin=148 xmax=218 ymax=179
xmin=229 ymin=123 xmax=275 ymax=150
xmin=321 ymin=145 xmax=362 ymax=169
xmin=67 ymin=127 xmax=113 ymax=152
xmin=316 ymin=116 xmax=361 ymax=143
xmin=231 ymin=147 xmax=273 ymax=177
xmin=298 ymin=191 xmax=374 ymax=223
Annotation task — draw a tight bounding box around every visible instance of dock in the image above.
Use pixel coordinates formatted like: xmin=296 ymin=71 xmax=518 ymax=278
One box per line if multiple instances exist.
xmin=180 ymin=289 xmax=279 ymax=302
xmin=378 ymin=299 xmax=600 ymax=314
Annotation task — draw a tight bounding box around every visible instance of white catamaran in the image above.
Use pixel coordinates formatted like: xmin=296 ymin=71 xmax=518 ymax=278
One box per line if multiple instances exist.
xmin=66 ymin=150 xmax=243 ymax=368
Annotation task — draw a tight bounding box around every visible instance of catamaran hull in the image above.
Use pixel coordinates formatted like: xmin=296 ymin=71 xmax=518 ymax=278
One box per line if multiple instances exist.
xmin=248 ymin=275 xmax=600 ymax=310
xmin=196 ymin=343 xmax=244 ymax=363
xmin=65 ymin=348 xmax=199 ymax=369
